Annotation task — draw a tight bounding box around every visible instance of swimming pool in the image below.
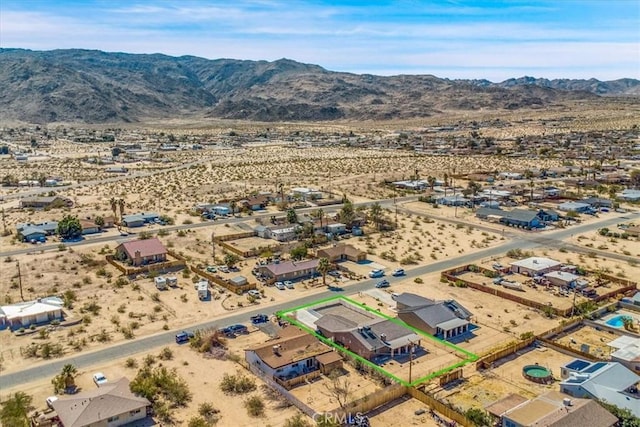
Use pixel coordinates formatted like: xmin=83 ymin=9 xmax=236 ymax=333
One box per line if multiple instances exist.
xmin=605 ymin=315 xmax=633 ymax=328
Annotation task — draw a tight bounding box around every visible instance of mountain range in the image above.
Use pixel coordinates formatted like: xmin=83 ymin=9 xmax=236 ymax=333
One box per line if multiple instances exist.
xmin=1 ymin=48 xmax=638 ymax=124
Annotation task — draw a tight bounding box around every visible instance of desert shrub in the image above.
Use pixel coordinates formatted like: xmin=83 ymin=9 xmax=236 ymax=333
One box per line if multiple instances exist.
xmin=220 ymin=372 xmax=256 ymax=395
xmin=159 ymin=347 xmax=173 ymax=360
xmin=244 ymin=395 xmax=265 ymax=417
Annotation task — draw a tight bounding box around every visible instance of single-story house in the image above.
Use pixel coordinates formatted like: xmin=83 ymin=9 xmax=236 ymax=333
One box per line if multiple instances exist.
xmin=560 ymin=359 xmax=640 ymax=418
xmin=476 ymin=208 xmax=548 ymax=229
xmin=510 ymin=257 xmax=562 ymax=276
xmin=258 ymin=259 xmax=319 ymax=282
xmin=543 ymin=271 xmax=579 ymax=287
xmin=245 ymin=327 xmax=342 ymax=385
xmin=239 ymin=194 xmax=269 ymax=211
xmin=537 ymin=209 xmax=560 ymax=222
xmin=291 ymin=187 xmax=323 ymax=200
xmin=269 ymin=225 xmax=298 ymax=242
xmin=315 ymin=313 xmax=421 ymax=361
xmin=395 ymin=293 xmax=473 ymax=340
xmin=326 ymin=223 xmax=347 ymax=235
xmin=392 ymin=180 xmax=429 ymax=190
xmin=436 ymin=194 xmax=470 ymax=206
xmin=121 ymin=214 xmax=145 ymax=228
xmin=491 ymin=390 xmax=617 ymax=427
xmin=618 ymin=189 xmax=640 ymax=202
xmin=121 ymin=212 xmax=159 ymax=227
xmin=80 ymin=219 xmax=100 ymax=235
xmin=608 ymin=336 xmax=640 ymax=373
xmin=19 ymin=226 xmax=46 ymax=243
xmin=582 ymin=197 xmax=613 ymax=208
xmin=115 ymin=237 xmax=168 ymax=267
xmin=51 ymin=377 xmax=151 ymax=427
xmin=0 ymin=296 xmax=64 ymax=330
xmin=19 ymin=196 xmax=73 ymax=209
xmin=317 ymin=244 xmax=367 ymax=263
xmin=558 ymin=201 xmax=592 ymax=213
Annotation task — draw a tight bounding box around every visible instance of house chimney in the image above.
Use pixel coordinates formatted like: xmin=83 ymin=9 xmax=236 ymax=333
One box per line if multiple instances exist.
xmin=273 ymin=345 xmax=281 ymax=356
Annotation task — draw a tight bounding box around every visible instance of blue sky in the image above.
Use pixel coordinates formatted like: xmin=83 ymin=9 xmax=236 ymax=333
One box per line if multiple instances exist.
xmin=1 ymin=0 xmax=638 ymax=81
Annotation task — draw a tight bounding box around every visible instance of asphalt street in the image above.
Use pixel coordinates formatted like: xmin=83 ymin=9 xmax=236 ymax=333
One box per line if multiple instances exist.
xmin=1 ymin=209 xmax=637 ymax=389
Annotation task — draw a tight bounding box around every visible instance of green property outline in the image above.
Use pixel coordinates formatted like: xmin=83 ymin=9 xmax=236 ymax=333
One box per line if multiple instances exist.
xmin=276 ymin=295 xmax=478 ymax=387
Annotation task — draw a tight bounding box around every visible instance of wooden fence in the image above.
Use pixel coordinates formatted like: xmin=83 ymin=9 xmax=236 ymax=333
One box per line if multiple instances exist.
xmin=190 ymin=265 xmax=256 ymax=294
xmin=105 ymin=254 xmax=186 ymax=276
xmin=536 ymin=337 xmax=602 ymax=361
xmin=409 ymin=386 xmax=473 ymax=427
xmin=439 ymin=369 xmax=463 ymax=387
xmin=246 ymin=362 xmax=316 ymax=418
xmin=213 ymin=231 xmax=256 ymax=242
xmin=275 ymin=370 xmax=322 ymax=390
xmin=476 ymin=337 xmax=536 ymax=370
xmin=330 ymin=384 xmax=408 ymax=417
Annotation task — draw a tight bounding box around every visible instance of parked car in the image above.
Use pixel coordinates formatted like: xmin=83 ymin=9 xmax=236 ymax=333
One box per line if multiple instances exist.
xmin=375 ymin=279 xmax=390 ymax=288
xmin=93 ymin=372 xmax=108 ymax=387
xmin=175 ymin=331 xmax=194 ymax=344
xmin=284 ymin=280 xmax=294 ymax=289
xmin=247 ymin=289 xmax=261 ymax=298
xmin=369 ymin=269 xmax=384 ymax=278
xmin=206 ymin=265 xmax=217 ymax=273
xmin=219 ymin=266 xmax=230 ymax=273
xmin=392 ymin=268 xmax=405 ymax=277
xmin=328 ymin=270 xmax=341 ymax=278
xmin=46 ymin=396 xmax=58 ymax=409
xmin=220 ymin=324 xmax=248 ymax=337
xmin=275 ymin=282 xmax=286 ymax=290
xmin=251 ymin=314 xmax=269 ymax=324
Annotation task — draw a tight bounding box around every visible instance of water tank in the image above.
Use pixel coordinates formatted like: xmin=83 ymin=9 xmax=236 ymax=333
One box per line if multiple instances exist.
xmin=563 ymin=398 xmax=573 ymax=406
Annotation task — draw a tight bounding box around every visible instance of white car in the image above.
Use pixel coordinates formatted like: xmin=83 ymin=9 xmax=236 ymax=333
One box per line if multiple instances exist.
xmin=46 ymin=396 xmax=58 ymax=409
xmin=274 ymin=282 xmax=285 ymax=290
xmin=284 ymin=280 xmax=294 ymax=289
xmin=93 ymin=372 xmax=108 ymax=387
xmin=247 ymin=289 xmax=261 ymax=298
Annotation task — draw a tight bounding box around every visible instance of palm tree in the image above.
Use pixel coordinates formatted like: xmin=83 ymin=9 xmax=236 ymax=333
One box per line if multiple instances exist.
xmin=0 ymin=391 xmax=33 ymax=427
xmin=314 ymin=208 xmax=325 ymax=232
xmin=109 ymin=197 xmax=118 ymax=221
xmin=61 ymin=363 xmax=77 ymax=389
xmin=117 ymin=198 xmax=126 ymax=223
xmin=229 ymin=200 xmax=237 ymax=217
xmin=317 ymin=257 xmax=331 ymax=286
xmin=427 ymin=176 xmax=436 ymax=191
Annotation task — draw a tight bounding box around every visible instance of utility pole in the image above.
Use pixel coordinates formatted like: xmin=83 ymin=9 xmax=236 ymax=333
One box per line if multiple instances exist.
xmin=409 ymin=342 xmax=414 ymax=384
xmin=211 ymin=231 xmax=216 ymax=261
xmin=16 ymin=261 xmax=24 ymax=301
xmin=1 ymin=208 xmax=6 ymax=235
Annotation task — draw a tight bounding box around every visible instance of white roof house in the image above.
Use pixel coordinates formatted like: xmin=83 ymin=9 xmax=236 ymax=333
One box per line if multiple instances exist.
xmin=560 ymin=359 xmax=640 ymax=417
xmin=608 ymin=336 xmax=640 ymax=373
xmin=510 ymin=257 xmax=562 ymax=275
xmin=0 ymin=297 xmax=64 ymax=329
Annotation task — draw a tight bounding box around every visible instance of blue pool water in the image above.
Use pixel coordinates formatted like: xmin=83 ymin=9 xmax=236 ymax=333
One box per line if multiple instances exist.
xmin=605 ymin=315 xmax=632 ymax=328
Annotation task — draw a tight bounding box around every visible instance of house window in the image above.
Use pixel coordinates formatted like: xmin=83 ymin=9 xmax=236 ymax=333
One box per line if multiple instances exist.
xmin=306 ymin=359 xmax=314 ymax=368
xmin=107 ymin=415 xmax=120 ymax=422
xmin=129 ymin=409 xmax=141 ymax=415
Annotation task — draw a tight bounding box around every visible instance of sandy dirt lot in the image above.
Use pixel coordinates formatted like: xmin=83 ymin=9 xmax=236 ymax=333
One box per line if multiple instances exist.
xmin=429 ymin=345 xmax=576 ymax=413
xmin=2 ymin=329 xmax=303 ymax=427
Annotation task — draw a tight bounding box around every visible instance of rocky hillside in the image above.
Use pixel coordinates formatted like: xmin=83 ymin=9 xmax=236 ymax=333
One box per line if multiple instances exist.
xmin=1 ymin=48 xmax=636 ymax=123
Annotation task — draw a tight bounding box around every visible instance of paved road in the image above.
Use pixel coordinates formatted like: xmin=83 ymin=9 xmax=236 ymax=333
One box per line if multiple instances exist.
xmin=0 ymin=196 xmax=416 ymax=258
xmin=2 ymin=210 xmax=636 ymax=389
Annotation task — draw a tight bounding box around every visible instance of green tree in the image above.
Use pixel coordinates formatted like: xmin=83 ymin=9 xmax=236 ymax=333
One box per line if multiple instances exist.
xmin=229 ymin=200 xmax=237 ymax=216
xmin=109 ymin=197 xmax=118 ymax=224
xmin=339 ymin=199 xmax=355 ymax=227
xmin=313 ymin=208 xmax=325 ymax=232
xmin=597 ymin=400 xmax=640 ymax=427
xmin=317 ymin=257 xmax=331 ymax=286
xmin=94 ymin=215 xmax=105 ymax=229
xmin=369 ymin=202 xmax=383 ymax=230
xmin=290 ymin=245 xmax=308 ymax=260
xmin=223 ymin=253 xmax=240 ymax=268
xmin=287 ymin=208 xmax=298 ymax=224
xmin=117 ymin=198 xmax=126 ymax=222
xmin=630 ymin=169 xmax=640 ymax=188
xmin=427 ymin=175 xmax=436 ymax=190
xmin=0 ymin=392 xmax=33 ymax=427
xmin=52 ymin=363 xmax=78 ymax=393
xmin=465 ymin=407 xmax=492 ymax=427
xmin=57 ymin=215 xmax=82 ymax=240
